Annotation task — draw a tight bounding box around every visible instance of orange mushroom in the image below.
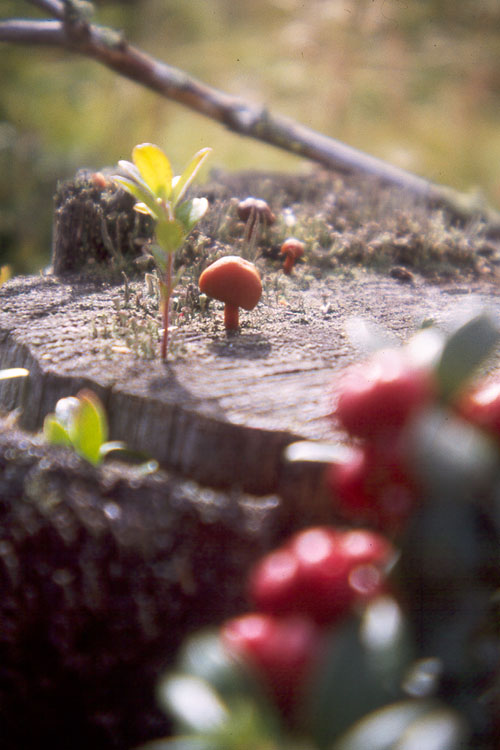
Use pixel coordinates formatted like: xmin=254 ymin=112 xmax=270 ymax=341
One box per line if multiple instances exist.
xmin=280 ymin=238 xmax=305 ymax=274
xmin=199 ymin=256 xmax=262 ymax=330
xmin=237 ymin=197 xmax=276 ymax=240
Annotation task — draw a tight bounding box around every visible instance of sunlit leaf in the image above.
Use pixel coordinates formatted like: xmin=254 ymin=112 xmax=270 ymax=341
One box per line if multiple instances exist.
xmin=175 ymin=197 xmax=209 ymax=233
xmin=117 ymin=159 xmax=144 ymax=184
xmin=134 ymin=201 xmax=157 ymax=217
xmin=172 ymin=147 xmax=212 ymax=205
xmin=99 ymin=440 xmax=127 ymax=458
xmin=113 ymin=177 xmax=159 ymax=218
xmin=332 ymin=700 xmax=436 ymax=750
xmin=71 ymin=390 xmax=108 ymax=466
xmin=43 ymin=414 xmax=72 ymax=448
xmin=435 ymin=313 xmax=500 ymax=400
xmin=173 ymin=630 xmax=283 ymax=739
xmin=284 ymin=440 xmax=354 ymax=465
xmin=156 ymin=218 xmax=185 ymax=254
xmin=133 ymin=143 xmax=173 ymax=199
xmin=159 ymin=674 xmax=229 ymax=734
xmin=396 ymin=707 xmax=469 ymax=750
xmin=54 ymin=396 xmax=81 ymax=432
xmin=0 ymin=367 xmax=29 ymax=380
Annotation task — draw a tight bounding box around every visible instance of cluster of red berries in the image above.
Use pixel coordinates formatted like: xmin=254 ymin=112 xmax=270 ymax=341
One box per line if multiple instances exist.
xmin=326 ymin=336 xmax=500 ymax=533
xmin=220 ymin=331 xmax=500 ymax=723
xmin=221 ymin=525 xmax=395 ymax=717
xmin=327 ymin=344 xmax=436 ymax=532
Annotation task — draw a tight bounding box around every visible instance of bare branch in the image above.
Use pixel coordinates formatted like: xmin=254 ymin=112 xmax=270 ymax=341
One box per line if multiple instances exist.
xmin=0 ymin=12 xmax=499 ymax=227
xmin=0 ymin=19 xmax=64 ymax=45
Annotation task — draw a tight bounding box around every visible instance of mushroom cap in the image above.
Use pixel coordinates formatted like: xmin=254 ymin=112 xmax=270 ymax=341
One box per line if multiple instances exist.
xmin=199 ymin=256 xmax=262 ymax=311
xmin=237 ymin=197 xmax=276 ymax=225
xmin=280 ymin=238 xmax=305 ymax=258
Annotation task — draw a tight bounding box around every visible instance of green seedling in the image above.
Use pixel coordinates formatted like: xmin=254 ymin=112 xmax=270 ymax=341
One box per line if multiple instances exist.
xmin=43 ymin=389 xmax=120 ymax=466
xmin=44 ymin=389 xmax=158 ymax=471
xmin=113 ymin=143 xmax=211 ymax=359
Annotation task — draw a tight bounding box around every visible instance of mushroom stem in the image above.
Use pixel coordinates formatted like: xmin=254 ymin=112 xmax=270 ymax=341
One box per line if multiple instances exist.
xmin=224 ymin=303 xmax=239 ymax=330
xmin=283 ymin=254 xmax=294 ymax=274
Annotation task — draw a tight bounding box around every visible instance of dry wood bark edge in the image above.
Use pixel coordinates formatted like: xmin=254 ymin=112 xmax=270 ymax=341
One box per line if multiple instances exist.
xmin=0 ymin=322 xmax=328 ymax=517
xmin=0 ymin=415 xmax=291 ymax=748
xmin=1 ymin=4 xmax=499 ymax=231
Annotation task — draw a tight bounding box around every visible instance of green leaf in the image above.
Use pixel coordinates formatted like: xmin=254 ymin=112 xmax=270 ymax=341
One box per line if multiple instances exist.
xmin=71 ymin=390 xmax=108 ymax=466
xmin=407 ymin=406 xmax=498 ymax=499
xmin=133 ymin=143 xmax=173 ymax=200
xmin=159 ymin=674 xmax=229 ymax=734
xmin=43 ymin=414 xmax=72 ymax=448
xmin=306 ymin=600 xmax=413 ymax=748
xmin=173 ymin=630 xmax=283 ymax=738
xmin=175 ymin=197 xmax=209 ymax=233
xmin=156 ymin=219 xmax=186 ymax=254
xmin=150 ymin=244 xmax=168 ymax=274
xmin=113 ymin=177 xmax=159 ymax=219
xmin=331 ymin=700 xmax=437 ymax=750
xmin=435 ymin=313 xmax=500 ymax=400
xmin=395 ymin=707 xmax=469 ymax=750
xmin=172 ymin=147 xmax=212 ymax=206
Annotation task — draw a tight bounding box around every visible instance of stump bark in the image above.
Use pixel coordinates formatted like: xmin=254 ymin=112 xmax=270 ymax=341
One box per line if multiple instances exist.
xmin=1 ymin=167 xmax=500 ymax=749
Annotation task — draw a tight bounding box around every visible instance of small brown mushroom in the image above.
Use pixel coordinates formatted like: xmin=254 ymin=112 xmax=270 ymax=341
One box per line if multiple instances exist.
xmin=199 ymin=255 xmax=262 ymax=330
xmin=237 ymin=197 xmax=276 ymax=240
xmin=280 ymin=238 xmax=305 ymax=274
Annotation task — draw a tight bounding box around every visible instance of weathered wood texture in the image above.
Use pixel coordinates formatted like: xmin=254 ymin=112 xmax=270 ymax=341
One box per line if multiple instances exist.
xmin=1 ymin=273 xmax=500 ymax=505
xmin=0 ymin=419 xmax=288 ymax=749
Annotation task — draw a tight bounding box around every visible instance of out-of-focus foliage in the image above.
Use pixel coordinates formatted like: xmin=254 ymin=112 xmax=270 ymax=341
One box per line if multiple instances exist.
xmin=1 ymin=0 xmax=500 ymax=273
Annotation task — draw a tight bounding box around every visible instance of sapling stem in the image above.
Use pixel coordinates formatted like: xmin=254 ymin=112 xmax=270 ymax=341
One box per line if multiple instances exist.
xmin=161 ymin=253 xmax=173 ymax=360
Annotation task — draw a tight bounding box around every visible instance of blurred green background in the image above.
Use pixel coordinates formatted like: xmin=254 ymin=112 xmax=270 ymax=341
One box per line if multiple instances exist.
xmin=1 ymin=0 xmax=500 ymax=274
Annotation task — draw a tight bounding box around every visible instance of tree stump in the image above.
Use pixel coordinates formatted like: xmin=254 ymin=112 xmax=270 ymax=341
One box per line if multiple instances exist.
xmin=1 ymin=168 xmax=500 ymax=749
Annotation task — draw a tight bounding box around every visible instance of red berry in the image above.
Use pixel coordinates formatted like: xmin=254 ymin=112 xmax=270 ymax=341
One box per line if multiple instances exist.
xmin=456 ymin=377 xmax=500 ymax=438
xmin=221 ymin=613 xmax=320 ymax=716
xmin=288 ymin=527 xmax=394 ymax=624
xmin=328 ymin=442 xmax=417 ymax=532
xmin=332 ymin=349 xmax=433 ymax=440
xmin=248 ymin=547 xmax=299 ymax=616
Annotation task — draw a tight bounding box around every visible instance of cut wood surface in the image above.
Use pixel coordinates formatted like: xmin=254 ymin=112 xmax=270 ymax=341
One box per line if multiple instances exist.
xmin=1 ymin=271 xmax=500 ymax=500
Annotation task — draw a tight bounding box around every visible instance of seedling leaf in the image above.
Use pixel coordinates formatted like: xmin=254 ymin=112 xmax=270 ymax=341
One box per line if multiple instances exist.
xmin=133 ymin=143 xmax=173 ymax=200
xmin=172 ymin=147 xmax=212 ymax=205
xmin=156 ymin=219 xmax=185 ymax=254
xmin=43 ymin=414 xmax=72 ymax=447
xmin=150 ymin=244 xmax=168 ymax=274
xmin=71 ymin=390 xmax=108 ymax=465
xmin=176 ymin=197 xmax=209 ymax=233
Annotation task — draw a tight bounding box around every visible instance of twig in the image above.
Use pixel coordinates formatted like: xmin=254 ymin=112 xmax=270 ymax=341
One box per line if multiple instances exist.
xmin=1 ymin=11 xmax=499 ymax=228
